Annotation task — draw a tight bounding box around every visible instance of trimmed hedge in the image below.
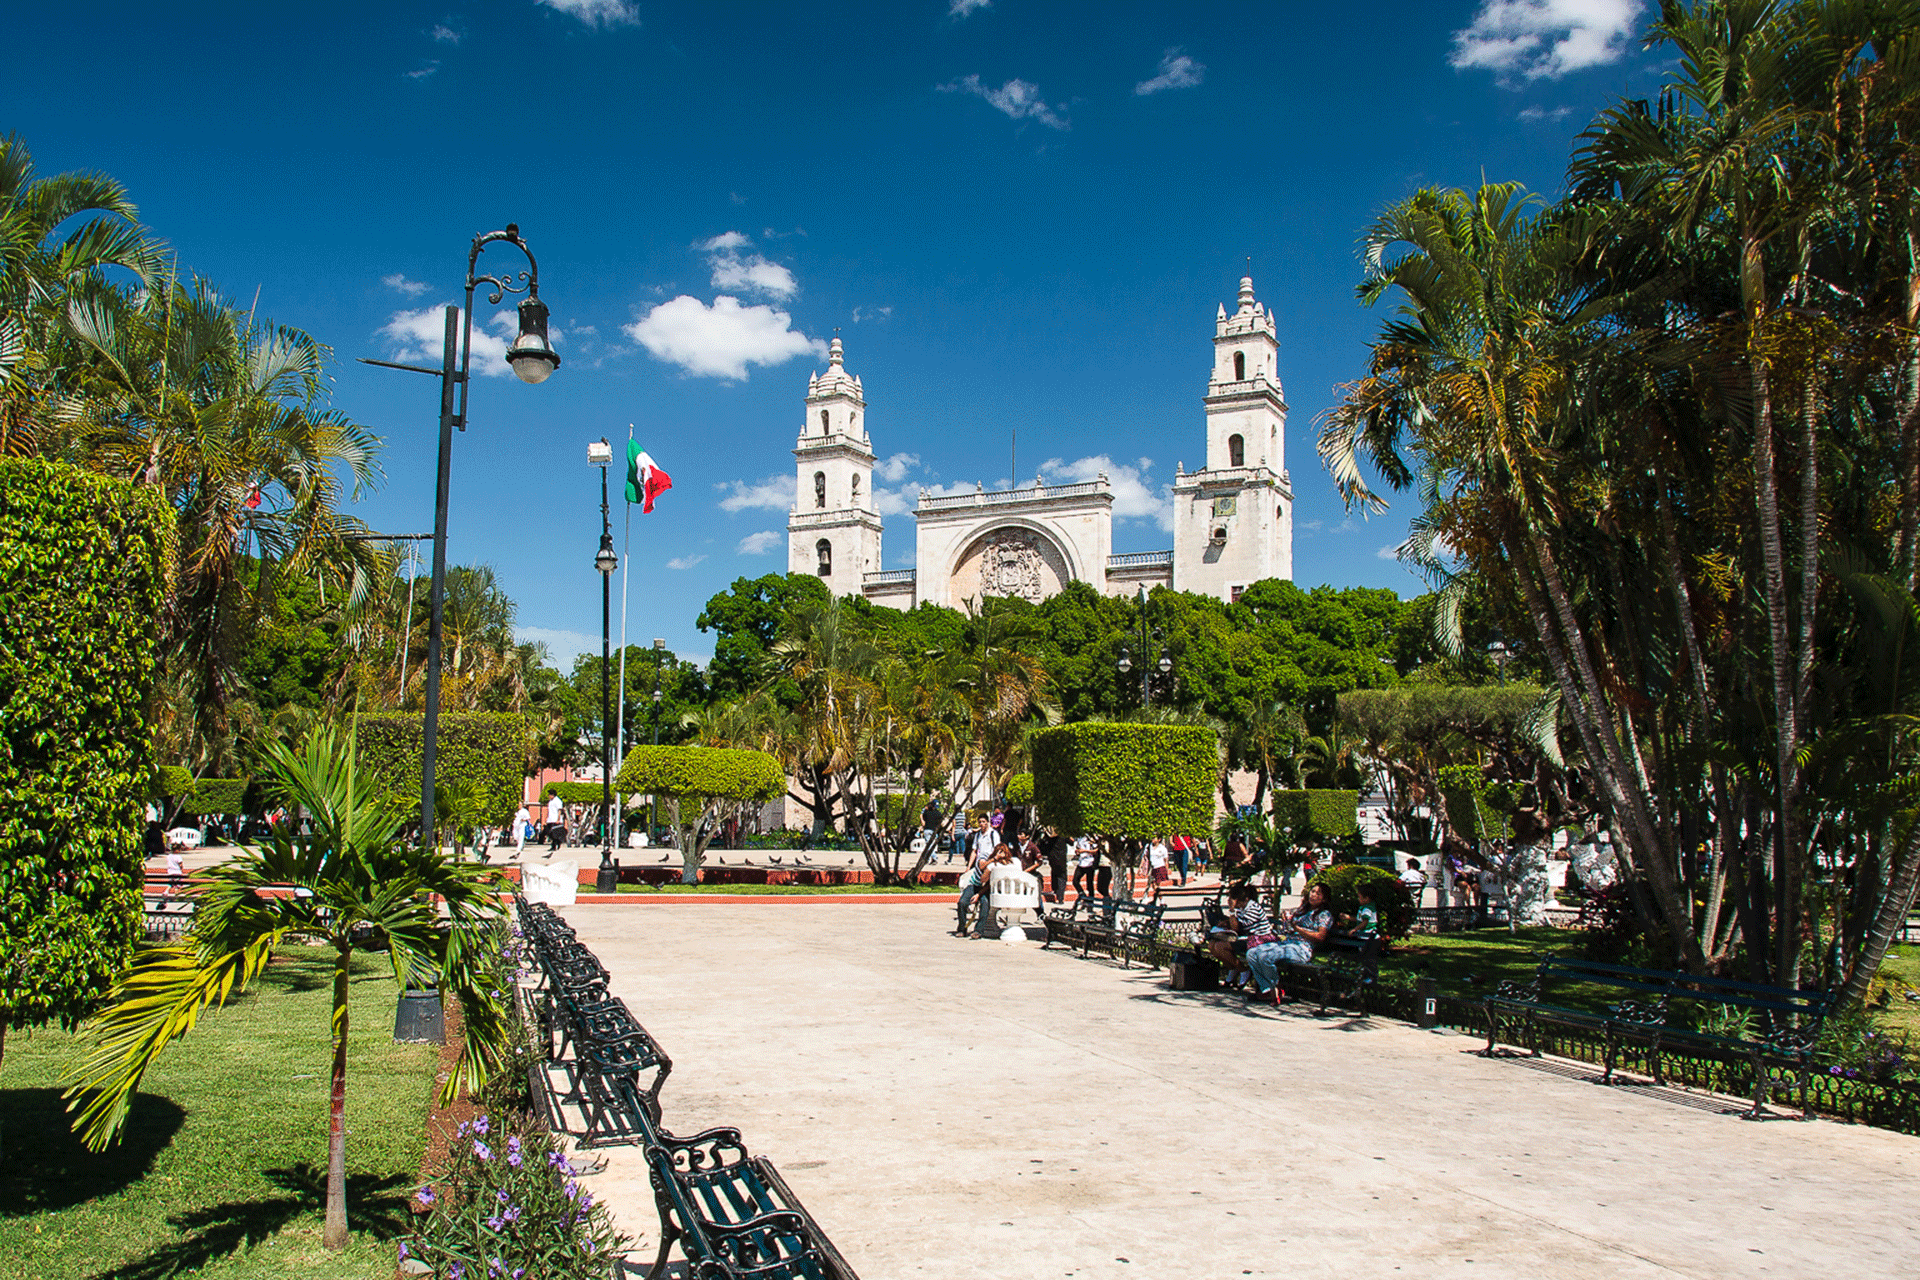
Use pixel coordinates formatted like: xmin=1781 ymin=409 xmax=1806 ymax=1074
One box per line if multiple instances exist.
xmin=180 ymin=777 xmax=248 ymax=816
xmin=157 ymin=764 xmax=195 ymax=798
xmin=1 ymin=459 xmax=169 ymax=1033
xmin=614 ymin=744 xmax=784 ymax=801
xmin=542 ymin=781 xmax=613 ymax=805
xmin=1004 ymin=773 xmax=1034 ymax=806
xmin=1304 ymin=863 xmax=1415 ymax=940
xmin=1437 ymin=764 xmax=1518 ymax=842
xmin=1030 ymin=723 xmax=1215 ymax=840
xmin=1270 ymin=789 xmax=1358 ymax=841
xmin=353 ymin=712 xmax=530 ymax=824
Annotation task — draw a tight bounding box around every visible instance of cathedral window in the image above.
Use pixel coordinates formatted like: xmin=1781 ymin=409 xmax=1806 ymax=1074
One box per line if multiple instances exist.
xmin=814 ymin=471 xmax=826 ymax=508
xmin=851 ymin=474 xmax=861 ymax=504
xmin=1233 ymin=351 xmax=1245 ymax=380
xmin=816 ymin=540 xmax=832 ymax=576
xmin=1228 ymin=433 xmax=1244 ymax=467
xmin=820 ymin=410 xmax=830 ymax=434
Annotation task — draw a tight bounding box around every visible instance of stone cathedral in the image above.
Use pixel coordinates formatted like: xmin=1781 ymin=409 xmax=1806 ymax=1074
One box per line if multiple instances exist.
xmin=787 ymin=276 xmax=1293 ymax=607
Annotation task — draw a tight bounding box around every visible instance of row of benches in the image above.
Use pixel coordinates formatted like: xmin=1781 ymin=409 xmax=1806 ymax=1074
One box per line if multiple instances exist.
xmin=1040 ymin=889 xmax=1834 ymax=1118
xmin=517 ymin=898 xmax=859 ymax=1279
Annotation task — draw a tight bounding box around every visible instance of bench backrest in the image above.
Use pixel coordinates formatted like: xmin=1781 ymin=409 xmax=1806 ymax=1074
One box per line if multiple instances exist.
xmin=1534 ymin=953 xmax=1833 ymax=1033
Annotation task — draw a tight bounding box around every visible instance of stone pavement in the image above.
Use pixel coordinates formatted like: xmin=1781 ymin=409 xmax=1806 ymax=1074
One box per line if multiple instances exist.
xmin=561 ymin=902 xmax=1915 ymax=1277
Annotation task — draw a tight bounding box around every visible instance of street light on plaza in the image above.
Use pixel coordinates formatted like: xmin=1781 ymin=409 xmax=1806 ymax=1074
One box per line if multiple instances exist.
xmin=590 ymin=439 xmax=618 ymax=893
xmin=1115 ymin=584 xmax=1172 ymax=707
xmin=360 ymin=226 xmax=559 ymax=848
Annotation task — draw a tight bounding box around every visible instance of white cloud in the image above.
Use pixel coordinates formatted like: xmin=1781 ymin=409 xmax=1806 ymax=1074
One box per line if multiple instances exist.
xmin=940 ymin=75 xmax=1070 ymax=130
xmin=1450 ymin=0 xmax=1642 ymax=82
xmin=625 ymin=295 xmax=824 ymax=380
xmin=381 ymin=273 xmax=432 ymax=297
xmin=695 ymin=231 xmax=797 ymax=300
xmin=1518 ymin=104 xmax=1574 ymax=122
xmin=874 ymin=453 xmax=920 ymax=483
xmin=874 ymin=487 xmax=918 ymax=516
xmin=1135 ymin=49 xmax=1205 ymax=95
xmin=1377 ymin=545 xmax=1402 ymax=560
xmin=430 ymin=23 xmax=462 ymax=43
xmin=379 ymin=305 xmax=518 ymax=377
xmin=405 ymin=61 xmax=439 ymax=80
xmin=716 ymin=473 xmax=797 ymax=513
xmin=535 ymin=0 xmax=638 ymax=27
xmin=950 ymin=0 xmax=991 ymax=15
xmin=736 ymin=530 xmax=783 ymax=555
xmin=666 ymin=554 xmax=708 ymax=571
xmin=1036 ymin=455 xmax=1172 ymax=531
xmin=851 ymin=305 xmax=892 ymax=323
xmin=514 ymin=625 xmax=600 ymax=667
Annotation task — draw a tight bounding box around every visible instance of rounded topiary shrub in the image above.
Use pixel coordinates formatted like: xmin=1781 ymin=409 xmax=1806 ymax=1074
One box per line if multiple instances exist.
xmin=1304 ymin=863 xmax=1414 ymax=939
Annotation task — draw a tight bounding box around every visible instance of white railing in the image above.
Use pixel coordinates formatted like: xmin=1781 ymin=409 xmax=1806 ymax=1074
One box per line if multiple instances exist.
xmin=1107 ymin=550 xmax=1174 ymax=569
xmin=863 ymin=569 xmax=916 ymax=586
xmin=916 ymin=480 xmax=1108 ymax=511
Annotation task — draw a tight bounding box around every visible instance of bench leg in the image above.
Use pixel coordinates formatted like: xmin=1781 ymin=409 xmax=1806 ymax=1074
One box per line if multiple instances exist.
xmin=1740 ymin=1048 xmax=1771 ymax=1121
xmin=1600 ymin=1030 xmax=1617 ymax=1084
xmin=1647 ymin=1038 xmax=1664 ymax=1087
xmin=1481 ymin=1007 xmax=1500 ymax=1058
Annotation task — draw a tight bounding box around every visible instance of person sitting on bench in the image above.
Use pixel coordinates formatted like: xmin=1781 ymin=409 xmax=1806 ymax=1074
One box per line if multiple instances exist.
xmin=1343 ymin=883 xmax=1380 ymax=941
xmin=1270 ymin=883 xmax=1334 ymax=967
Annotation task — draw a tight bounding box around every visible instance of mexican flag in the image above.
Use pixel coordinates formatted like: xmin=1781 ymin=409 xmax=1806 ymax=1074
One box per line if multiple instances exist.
xmin=624 ymin=441 xmax=672 ymax=513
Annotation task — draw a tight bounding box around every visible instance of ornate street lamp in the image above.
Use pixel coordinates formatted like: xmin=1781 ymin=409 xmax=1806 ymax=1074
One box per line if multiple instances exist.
xmin=590 ymin=439 xmax=618 ymax=893
xmin=1116 ymin=584 xmax=1171 ymax=707
xmin=361 ymin=226 xmax=559 ymax=848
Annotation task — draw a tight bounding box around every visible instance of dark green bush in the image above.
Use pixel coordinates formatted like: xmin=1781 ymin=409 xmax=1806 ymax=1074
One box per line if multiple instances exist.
xmin=1270 ymin=789 xmax=1358 ymax=841
xmin=1004 ymin=772 xmax=1034 ymax=806
xmin=1303 ymin=863 xmax=1415 ymax=940
xmin=180 ymin=777 xmax=248 ymax=816
xmin=157 ymin=764 xmax=195 ymax=798
xmin=1 ymin=459 xmax=169 ymax=1033
xmin=1031 ymin=722 xmax=1215 ymax=840
xmin=353 ymin=712 xmax=530 ymax=823
xmin=1437 ymin=764 xmax=1514 ymax=842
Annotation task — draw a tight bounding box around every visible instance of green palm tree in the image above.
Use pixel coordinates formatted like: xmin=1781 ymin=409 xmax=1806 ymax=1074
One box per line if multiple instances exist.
xmin=63 ymin=726 xmax=511 ymax=1251
xmin=0 ymin=132 xmax=164 ymax=455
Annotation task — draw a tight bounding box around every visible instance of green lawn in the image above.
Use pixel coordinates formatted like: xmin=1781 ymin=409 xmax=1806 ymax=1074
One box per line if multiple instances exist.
xmin=0 ymin=947 xmax=439 ymax=1280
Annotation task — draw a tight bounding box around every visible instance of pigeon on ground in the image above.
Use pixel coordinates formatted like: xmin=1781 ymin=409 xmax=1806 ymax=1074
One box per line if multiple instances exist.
xmin=770 ymin=855 xmax=784 ymax=865
xmin=717 ymin=856 xmax=726 ymax=865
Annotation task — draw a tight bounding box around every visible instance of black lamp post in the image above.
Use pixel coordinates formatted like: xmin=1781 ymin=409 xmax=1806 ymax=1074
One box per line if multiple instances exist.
xmin=1115 ymin=584 xmax=1172 ymax=708
xmin=361 ymin=226 xmax=559 ymax=849
xmin=591 ymin=440 xmax=618 ymax=893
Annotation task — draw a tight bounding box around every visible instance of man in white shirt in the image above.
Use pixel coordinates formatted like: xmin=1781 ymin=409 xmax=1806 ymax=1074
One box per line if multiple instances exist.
xmin=1399 ymin=858 xmax=1428 ymax=904
xmin=544 ymin=792 xmax=565 ymax=855
xmin=513 ymin=804 xmax=531 ymax=853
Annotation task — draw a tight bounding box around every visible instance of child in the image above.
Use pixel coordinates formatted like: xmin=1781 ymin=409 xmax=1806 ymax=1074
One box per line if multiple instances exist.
xmin=1350 ymin=883 xmax=1380 ymax=939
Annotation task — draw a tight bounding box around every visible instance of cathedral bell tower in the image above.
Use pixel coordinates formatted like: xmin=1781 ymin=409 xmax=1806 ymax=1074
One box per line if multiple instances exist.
xmin=788 ymin=337 xmax=884 ymax=597
xmin=1170 ymin=276 xmax=1293 ymax=599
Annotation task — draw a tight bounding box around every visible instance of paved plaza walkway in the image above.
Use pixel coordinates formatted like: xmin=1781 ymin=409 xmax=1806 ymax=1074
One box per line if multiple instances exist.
xmin=557 ymin=902 xmax=1914 ymax=1278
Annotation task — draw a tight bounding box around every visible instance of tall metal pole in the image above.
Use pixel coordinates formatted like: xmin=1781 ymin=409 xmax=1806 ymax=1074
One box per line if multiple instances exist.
xmin=613 ymin=425 xmax=633 ymax=847
xmin=598 ymin=461 xmax=615 ymax=893
xmin=1137 ymin=585 xmax=1151 ymax=709
xmin=420 ymin=304 xmax=459 ymax=846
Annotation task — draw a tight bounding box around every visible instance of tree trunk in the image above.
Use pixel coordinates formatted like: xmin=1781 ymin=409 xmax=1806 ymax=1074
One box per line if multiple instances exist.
xmin=1837 ymin=816 xmax=1920 ymax=1010
xmin=323 ymin=945 xmax=351 ymax=1250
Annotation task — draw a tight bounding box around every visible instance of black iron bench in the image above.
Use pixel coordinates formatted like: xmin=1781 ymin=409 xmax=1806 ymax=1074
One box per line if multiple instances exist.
xmin=638 ymin=1122 xmax=860 ymax=1279
xmin=1041 ymin=897 xmax=1110 ymax=951
xmin=1482 ymin=954 xmax=1836 ymax=1119
xmin=1082 ymin=900 xmax=1165 ymax=968
xmin=1271 ymin=935 xmax=1385 ymax=1013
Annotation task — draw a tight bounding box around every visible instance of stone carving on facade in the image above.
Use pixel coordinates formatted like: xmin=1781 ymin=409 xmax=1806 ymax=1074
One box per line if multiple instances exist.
xmin=980 ymin=529 xmax=1045 ymax=602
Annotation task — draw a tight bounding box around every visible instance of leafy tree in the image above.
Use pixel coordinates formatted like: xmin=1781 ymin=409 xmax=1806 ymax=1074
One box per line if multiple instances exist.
xmin=695 ymin=572 xmax=830 ymax=703
xmin=615 ymin=744 xmax=784 ymax=882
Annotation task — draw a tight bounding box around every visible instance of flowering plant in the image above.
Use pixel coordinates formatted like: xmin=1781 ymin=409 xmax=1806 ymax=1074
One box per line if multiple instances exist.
xmin=404 ymin=1112 xmax=628 ymax=1279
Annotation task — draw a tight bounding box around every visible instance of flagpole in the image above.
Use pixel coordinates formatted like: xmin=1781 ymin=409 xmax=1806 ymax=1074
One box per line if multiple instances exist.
xmin=614 ymin=424 xmax=633 ymax=849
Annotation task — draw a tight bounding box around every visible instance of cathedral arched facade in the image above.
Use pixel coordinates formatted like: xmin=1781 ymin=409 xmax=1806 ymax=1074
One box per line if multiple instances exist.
xmin=788 ymin=276 xmax=1294 ymax=608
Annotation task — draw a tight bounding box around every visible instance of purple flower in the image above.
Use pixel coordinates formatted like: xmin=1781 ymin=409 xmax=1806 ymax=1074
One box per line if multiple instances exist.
xmin=415 ymin=1186 xmax=436 ymax=1207
xmin=579 ymin=1190 xmax=594 ymax=1209
xmin=548 ymin=1150 xmax=568 ymax=1170
xmin=472 ymin=1114 xmax=490 ymax=1136
xmin=565 ymin=1181 xmax=579 ymax=1200
xmin=495 ymin=1190 xmax=509 ymax=1204
xmin=506 ymin=1136 xmax=523 ymax=1169
xmin=503 ymin=1206 xmax=521 ymax=1224
xmin=450 ymin=1265 xmax=464 ymax=1280
xmin=486 ymin=1214 xmax=504 ymax=1231
xmin=398 ymin=1241 xmax=410 ymax=1259
xmin=474 ymin=1139 xmax=493 ymax=1160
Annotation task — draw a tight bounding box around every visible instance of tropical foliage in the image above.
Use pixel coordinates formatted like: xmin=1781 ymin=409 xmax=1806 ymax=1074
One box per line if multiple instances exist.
xmin=62 ymin=727 xmax=513 ymax=1250
xmin=1320 ymin=0 xmax=1920 ymax=1001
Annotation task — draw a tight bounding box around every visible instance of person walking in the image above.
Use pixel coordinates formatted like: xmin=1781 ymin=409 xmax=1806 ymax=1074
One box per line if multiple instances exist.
xmin=1145 ymin=835 xmax=1172 ymax=902
xmin=1071 ymin=835 xmax=1099 ymax=901
xmin=513 ymin=803 xmax=531 ymax=854
xmin=953 ymin=816 xmax=999 ymax=936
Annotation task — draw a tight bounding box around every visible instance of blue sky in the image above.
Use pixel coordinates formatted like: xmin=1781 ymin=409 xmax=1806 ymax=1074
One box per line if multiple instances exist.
xmin=9 ymin=0 xmax=1664 ymax=667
